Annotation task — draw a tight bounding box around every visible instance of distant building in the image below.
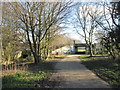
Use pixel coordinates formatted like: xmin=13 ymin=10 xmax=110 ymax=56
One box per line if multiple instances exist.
xmin=73 ymin=40 xmax=96 ymax=54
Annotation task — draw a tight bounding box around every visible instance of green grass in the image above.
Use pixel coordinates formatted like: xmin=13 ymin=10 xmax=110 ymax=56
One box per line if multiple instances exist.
xmin=78 ymin=49 xmax=85 ymax=52
xmin=3 ymin=72 xmax=49 ymax=88
xmin=80 ymin=54 xmax=120 ymax=89
xmin=2 ymin=61 xmax=55 ymax=88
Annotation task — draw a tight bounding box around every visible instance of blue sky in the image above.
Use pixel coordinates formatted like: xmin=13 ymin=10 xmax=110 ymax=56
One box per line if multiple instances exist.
xmin=60 ymin=1 xmax=113 ymax=43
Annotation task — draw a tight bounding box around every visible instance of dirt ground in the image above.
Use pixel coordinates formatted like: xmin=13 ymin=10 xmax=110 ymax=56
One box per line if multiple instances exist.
xmin=49 ymin=55 xmax=112 ymax=88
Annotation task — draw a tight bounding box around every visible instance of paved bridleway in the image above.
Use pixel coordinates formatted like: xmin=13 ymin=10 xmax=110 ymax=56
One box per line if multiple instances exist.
xmin=50 ymin=55 xmax=112 ymax=88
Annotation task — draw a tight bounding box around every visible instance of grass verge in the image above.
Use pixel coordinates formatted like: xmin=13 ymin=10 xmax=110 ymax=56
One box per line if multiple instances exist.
xmin=80 ymin=54 xmax=120 ymax=89
xmin=2 ymin=61 xmax=56 ymax=88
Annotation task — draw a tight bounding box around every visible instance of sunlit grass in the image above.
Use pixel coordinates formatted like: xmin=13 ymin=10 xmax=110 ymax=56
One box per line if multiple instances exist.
xmin=80 ymin=54 xmax=90 ymax=61
xmin=78 ymin=49 xmax=85 ymax=52
xmin=80 ymin=54 xmax=108 ymax=61
xmin=80 ymin=54 xmax=119 ymax=88
xmin=2 ymin=72 xmax=50 ymax=88
xmin=2 ymin=61 xmax=55 ymax=88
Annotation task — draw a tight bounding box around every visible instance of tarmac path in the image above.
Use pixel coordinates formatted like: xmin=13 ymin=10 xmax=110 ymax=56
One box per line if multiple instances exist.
xmin=50 ymin=55 xmax=112 ymax=88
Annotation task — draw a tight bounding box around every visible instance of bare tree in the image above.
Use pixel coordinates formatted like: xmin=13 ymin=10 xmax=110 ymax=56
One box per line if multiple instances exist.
xmin=10 ymin=1 xmax=72 ymax=64
xmin=1 ymin=2 xmax=25 ymax=70
xmin=74 ymin=3 xmax=103 ymax=56
xmin=94 ymin=2 xmax=120 ymax=58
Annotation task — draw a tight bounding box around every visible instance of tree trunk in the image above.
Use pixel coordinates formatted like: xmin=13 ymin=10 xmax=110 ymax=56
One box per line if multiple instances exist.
xmin=33 ymin=52 xmax=39 ymax=64
xmin=89 ymin=45 xmax=93 ymax=57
